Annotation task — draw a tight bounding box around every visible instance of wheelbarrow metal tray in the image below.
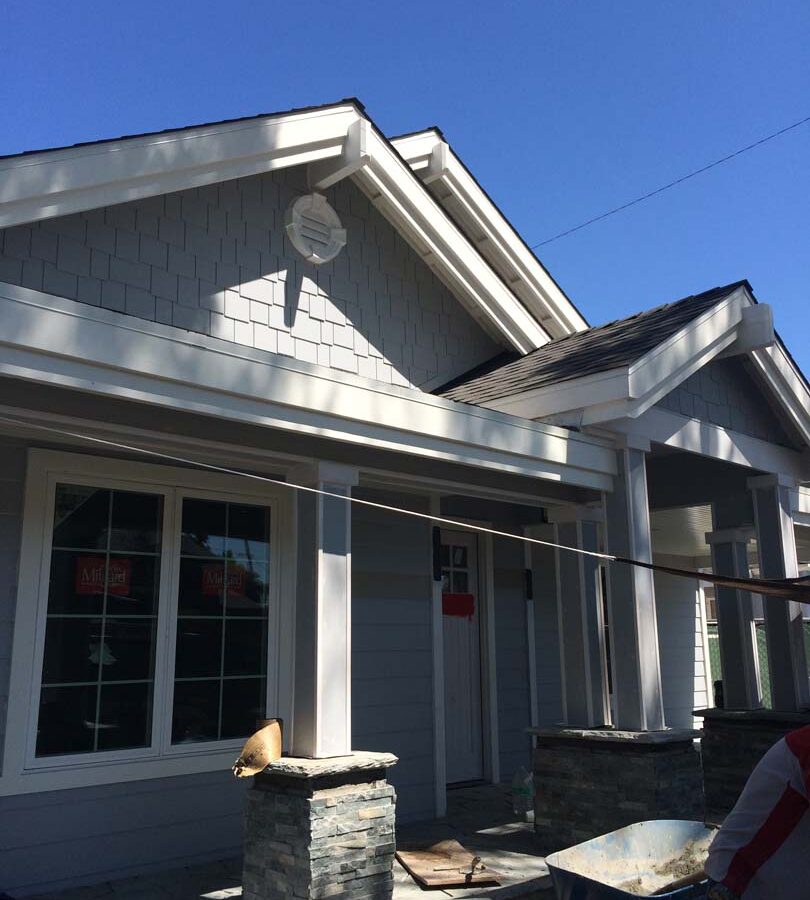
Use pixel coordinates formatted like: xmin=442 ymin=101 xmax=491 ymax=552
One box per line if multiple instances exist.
xmin=546 ymin=820 xmax=714 ymax=899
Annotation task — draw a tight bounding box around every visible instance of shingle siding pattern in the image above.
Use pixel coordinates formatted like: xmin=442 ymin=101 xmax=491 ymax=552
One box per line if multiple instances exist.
xmin=0 ymin=170 xmax=499 ymax=389
xmin=438 ymin=281 xmax=748 ymax=404
xmin=655 ymin=357 xmax=800 ymax=448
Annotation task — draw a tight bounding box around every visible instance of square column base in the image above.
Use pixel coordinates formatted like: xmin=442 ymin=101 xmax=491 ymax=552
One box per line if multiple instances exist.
xmin=696 ymin=708 xmax=810 ymax=821
xmin=529 ymin=728 xmax=702 ymax=850
xmin=243 ymin=752 xmax=398 ymax=900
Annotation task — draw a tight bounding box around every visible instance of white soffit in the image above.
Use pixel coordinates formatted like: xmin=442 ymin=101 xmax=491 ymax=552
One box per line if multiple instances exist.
xmin=391 ymin=129 xmax=588 ymax=340
xmin=0 ymin=102 xmax=550 ymax=355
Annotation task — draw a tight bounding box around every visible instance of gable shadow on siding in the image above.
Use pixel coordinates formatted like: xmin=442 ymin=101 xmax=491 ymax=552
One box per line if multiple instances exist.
xmin=0 ymin=169 xmax=502 ymax=392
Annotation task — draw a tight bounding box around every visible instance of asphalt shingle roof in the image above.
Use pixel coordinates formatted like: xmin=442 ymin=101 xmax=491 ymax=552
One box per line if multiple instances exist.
xmin=437 ymin=280 xmax=751 ymax=405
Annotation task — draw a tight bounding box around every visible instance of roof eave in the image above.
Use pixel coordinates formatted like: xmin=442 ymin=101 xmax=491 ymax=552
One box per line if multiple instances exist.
xmin=391 ymin=130 xmax=588 ymax=339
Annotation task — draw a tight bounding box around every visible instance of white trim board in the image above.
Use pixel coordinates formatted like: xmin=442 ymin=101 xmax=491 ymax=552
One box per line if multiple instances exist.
xmin=392 ymin=130 xmax=587 ymax=340
xmin=0 ymin=102 xmax=551 ymax=355
xmin=0 ymin=282 xmax=616 ymax=491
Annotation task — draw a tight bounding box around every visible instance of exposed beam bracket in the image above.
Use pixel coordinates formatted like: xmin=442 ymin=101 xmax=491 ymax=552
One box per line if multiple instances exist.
xmin=308 ymin=118 xmax=371 ymax=191
xmin=422 ymin=140 xmax=449 ymax=184
xmin=717 ymin=303 xmax=775 ymax=359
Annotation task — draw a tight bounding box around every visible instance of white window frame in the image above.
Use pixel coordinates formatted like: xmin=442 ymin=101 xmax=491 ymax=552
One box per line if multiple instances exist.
xmin=1 ymin=449 xmax=294 ymax=796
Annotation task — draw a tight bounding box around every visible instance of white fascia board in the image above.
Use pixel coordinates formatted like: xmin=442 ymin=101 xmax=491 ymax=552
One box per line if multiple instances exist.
xmin=0 ymin=283 xmax=616 ymax=490
xmin=748 ymin=341 xmax=810 ymax=447
xmin=353 ymin=130 xmax=549 ymax=353
xmin=0 ymin=104 xmax=358 ymax=228
xmin=626 ymin=288 xmax=751 ymax=407
xmin=606 ymin=407 xmax=810 ymax=482
xmin=482 ymin=366 xmax=630 ymax=419
xmin=392 ymin=130 xmax=588 ymax=339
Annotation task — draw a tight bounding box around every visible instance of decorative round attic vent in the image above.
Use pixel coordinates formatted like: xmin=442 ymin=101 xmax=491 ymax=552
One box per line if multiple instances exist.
xmin=284 ymin=193 xmax=347 ymax=265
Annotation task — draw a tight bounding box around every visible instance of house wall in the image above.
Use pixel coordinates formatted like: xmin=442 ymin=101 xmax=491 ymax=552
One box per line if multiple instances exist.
xmin=351 ymin=490 xmax=435 ymax=822
xmin=1 ymin=771 xmax=247 ymax=896
xmin=0 ymin=169 xmax=501 ymax=389
xmin=0 ymin=438 xmax=252 ymax=896
xmin=492 ymin=536 xmax=533 ymax=778
xmin=655 ymin=357 xmax=800 ymax=449
xmin=653 ymin=562 xmax=710 ymax=729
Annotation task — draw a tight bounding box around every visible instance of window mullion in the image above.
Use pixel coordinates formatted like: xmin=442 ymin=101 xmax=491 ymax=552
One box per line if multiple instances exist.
xmin=91 ymin=492 xmax=115 ymax=752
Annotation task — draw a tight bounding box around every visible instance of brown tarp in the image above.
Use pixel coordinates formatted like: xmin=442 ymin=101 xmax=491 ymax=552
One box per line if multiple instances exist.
xmin=617 ymin=556 xmax=810 ymax=604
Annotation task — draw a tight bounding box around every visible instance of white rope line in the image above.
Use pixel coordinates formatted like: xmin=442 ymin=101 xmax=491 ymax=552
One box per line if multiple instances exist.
xmin=0 ymin=414 xmax=616 ymax=563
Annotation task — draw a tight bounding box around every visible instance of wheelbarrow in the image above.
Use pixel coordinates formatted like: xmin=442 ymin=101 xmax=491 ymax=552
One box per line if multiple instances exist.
xmin=545 ymin=820 xmax=715 ymax=899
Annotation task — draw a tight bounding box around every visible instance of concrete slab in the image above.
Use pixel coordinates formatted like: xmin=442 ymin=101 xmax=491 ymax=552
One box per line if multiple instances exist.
xmin=27 ymin=786 xmax=552 ymax=900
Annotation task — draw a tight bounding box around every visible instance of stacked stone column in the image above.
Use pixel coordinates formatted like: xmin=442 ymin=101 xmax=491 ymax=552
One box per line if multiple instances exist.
xmin=243 ymin=754 xmax=398 ymax=900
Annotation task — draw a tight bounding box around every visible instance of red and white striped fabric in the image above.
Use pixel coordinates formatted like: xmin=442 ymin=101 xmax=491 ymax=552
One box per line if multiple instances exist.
xmin=705 ymin=725 xmax=810 ymax=899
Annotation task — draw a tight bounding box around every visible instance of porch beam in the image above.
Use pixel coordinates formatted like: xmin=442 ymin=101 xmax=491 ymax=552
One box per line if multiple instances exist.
xmin=749 ymin=474 xmax=810 ymax=711
xmin=292 ymin=461 xmax=359 ymax=758
xmin=603 ymin=439 xmax=666 ymax=731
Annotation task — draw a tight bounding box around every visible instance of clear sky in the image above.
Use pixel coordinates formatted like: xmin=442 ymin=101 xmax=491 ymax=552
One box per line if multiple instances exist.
xmin=3 ymin=1 xmax=809 ymax=368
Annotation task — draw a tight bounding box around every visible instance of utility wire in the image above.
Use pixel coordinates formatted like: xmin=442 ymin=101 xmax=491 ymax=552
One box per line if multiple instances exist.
xmin=531 ymin=114 xmax=810 ymax=248
xmin=2 ymin=413 xmax=809 ymax=604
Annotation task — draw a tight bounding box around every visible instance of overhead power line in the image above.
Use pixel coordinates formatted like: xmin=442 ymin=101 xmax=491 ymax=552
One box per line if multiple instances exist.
xmin=531 ymin=114 xmax=810 ymax=248
xmin=1 ymin=413 xmax=809 ymax=604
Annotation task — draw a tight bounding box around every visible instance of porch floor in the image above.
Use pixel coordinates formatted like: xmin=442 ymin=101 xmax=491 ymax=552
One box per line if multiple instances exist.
xmin=27 ymin=785 xmax=552 ymax=900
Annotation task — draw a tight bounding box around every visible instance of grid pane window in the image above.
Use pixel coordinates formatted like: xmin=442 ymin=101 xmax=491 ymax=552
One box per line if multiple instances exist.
xmin=36 ymin=484 xmax=162 ymax=757
xmin=172 ymin=498 xmax=270 ymax=744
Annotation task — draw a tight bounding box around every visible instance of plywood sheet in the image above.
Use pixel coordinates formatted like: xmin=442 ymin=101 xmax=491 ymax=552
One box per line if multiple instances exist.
xmin=396 ymin=839 xmax=500 ymax=888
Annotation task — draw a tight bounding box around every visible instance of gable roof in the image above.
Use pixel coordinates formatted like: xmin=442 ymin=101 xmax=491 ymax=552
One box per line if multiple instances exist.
xmin=439 ymin=281 xmax=749 ymax=405
xmin=434 ymin=278 xmax=810 ymax=452
xmin=0 ymin=99 xmax=572 ymax=355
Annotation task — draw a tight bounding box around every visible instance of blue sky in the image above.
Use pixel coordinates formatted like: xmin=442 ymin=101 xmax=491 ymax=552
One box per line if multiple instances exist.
xmin=2 ymin=1 xmax=809 ymax=368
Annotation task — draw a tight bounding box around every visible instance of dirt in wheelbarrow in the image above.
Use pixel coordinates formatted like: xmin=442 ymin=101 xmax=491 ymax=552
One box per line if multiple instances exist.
xmin=615 ymin=840 xmax=707 ymax=896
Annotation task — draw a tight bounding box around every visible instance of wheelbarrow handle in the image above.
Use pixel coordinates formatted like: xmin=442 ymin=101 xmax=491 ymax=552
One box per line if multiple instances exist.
xmin=651 ymin=870 xmax=706 ymax=895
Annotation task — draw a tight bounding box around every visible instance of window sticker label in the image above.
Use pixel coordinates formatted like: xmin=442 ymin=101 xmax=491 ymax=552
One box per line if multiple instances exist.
xmin=75 ymin=556 xmax=132 ymax=596
xmin=201 ymin=564 xmax=245 ymax=596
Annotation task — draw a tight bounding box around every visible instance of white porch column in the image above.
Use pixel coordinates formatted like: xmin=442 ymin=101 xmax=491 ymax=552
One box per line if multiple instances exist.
xmin=291 ymin=461 xmax=359 ymax=758
xmin=749 ymin=474 xmax=810 ymax=711
xmin=550 ymin=506 xmax=610 ymax=728
xmin=603 ymin=438 xmax=666 ymax=731
xmin=705 ymin=526 xmax=762 ymax=710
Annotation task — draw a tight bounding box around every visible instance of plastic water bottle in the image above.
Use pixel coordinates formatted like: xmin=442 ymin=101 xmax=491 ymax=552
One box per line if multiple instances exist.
xmin=511 ymin=765 xmax=534 ymax=817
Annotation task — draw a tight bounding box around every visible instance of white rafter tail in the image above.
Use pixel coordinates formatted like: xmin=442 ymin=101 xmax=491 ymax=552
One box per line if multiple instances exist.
xmin=308 ymin=117 xmax=371 ymax=191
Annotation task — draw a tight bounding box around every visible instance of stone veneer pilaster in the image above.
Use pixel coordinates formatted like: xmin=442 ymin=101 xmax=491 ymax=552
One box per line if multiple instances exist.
xmin=697 ymin=708 xmax=810 ymax=821
xmin=530 ymin=728 xmax=703 ymax=850
xmin=243 ymin=752 xmax=398 ymax=900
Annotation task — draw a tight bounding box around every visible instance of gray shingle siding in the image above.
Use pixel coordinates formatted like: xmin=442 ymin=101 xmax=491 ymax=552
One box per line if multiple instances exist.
xmin=655 ymin=356 xmax=801 ymax=449
xmin=0 ymin=170 xmax=500 ymax=390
